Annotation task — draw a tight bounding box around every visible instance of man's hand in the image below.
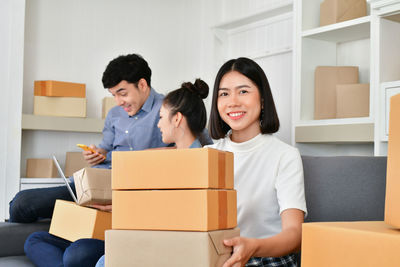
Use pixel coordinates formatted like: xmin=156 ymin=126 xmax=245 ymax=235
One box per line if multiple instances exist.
xmin=89 ymin=204 xmax=112 ymax=212
xmin=222 ymin=237 xmax=257 ymax=267
xmin=82 ymin=145 xmax=107 ymax=166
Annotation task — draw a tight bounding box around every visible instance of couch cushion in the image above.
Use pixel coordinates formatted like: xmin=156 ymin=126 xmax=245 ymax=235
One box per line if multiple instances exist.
xmin=0 ymin=256 xmax=35 ymax=267
xmin=302 ymin=156 xmax=387 ymax=222
xmin=0 ymin=221 xmax=50 ymax=257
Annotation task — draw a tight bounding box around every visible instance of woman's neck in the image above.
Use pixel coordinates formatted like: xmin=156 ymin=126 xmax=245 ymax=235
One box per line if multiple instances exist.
xmin=175 ymin=132 xmax=196 ymax=149
xmin=231 ymin=122 xmax=261 ymax=143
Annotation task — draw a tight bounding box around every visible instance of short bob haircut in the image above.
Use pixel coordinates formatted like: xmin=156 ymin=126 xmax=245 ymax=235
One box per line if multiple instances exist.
xmin=209 ymin=57 xmax=280 ymax=139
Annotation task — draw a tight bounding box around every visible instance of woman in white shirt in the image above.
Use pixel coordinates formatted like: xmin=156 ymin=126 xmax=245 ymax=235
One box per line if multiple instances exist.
xmin=207 ymin=57 xmax=307 ymax=267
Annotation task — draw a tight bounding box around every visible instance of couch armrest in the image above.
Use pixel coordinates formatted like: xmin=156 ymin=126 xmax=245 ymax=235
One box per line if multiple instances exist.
xmin=0 ymin=221 xmax=50 ymax=257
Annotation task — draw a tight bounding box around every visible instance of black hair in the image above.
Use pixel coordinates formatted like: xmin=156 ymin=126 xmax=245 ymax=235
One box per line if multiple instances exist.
xmin=163 ymin=79 xmax=209 ymax=137
xmin=209 ymin=57 xmax=280 ymax=139
xmin=102 ymin=54 xmax=152 ymax=88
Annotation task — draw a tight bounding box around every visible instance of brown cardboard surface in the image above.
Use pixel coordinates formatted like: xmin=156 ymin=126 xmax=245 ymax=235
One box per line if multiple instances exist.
xmin=314 ymin=66 xmax=359 ymax=119
xmin=301 ymin=221 xmax=400 ymax=266
xmin=65 ymin=152 xmax=89 ymax=177
xmin=320 ymin=0 xmax=367 ymax=26
xmin=112 ymin=148 xmax=234 ymax=190
xmin=34 ymin=80 xmax=85 ymax=98
xmin=26 ymin=158 xmax=58 ymax=178
xmin=112 ymin=189 xmax=237 ymax=231
xmin=336 ymin=83 xmax=369 ymax=118
xmin=49 ymin=200 xmax=111 ymax=242
xmin=73 ymin=168 xmax=112 ymax=206
xmin=385 ymin=94 xmax=400 ymax=228
xmin=105 ymin=228 xmax=240 ymax=267
xmin=33 ymin=96 xmax=86 ymax=117
xmin=102 ymin=97 xmax=116 ymax=119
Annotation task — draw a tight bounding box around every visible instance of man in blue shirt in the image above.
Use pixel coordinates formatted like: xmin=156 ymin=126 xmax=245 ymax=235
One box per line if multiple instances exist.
xmin=81 ymin=54 xmax=167 ymax=168
xmin=9 ymin=54 xmax=169 ymax=225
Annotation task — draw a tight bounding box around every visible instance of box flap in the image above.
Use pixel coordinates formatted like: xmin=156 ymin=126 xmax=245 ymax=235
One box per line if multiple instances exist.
xmin=208 ymin=228 xmax=240 ymax=255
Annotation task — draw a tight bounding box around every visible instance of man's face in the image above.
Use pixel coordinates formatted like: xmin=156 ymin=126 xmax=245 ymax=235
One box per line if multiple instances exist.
xmin=108 ymin=80 xmax=149 ymax=116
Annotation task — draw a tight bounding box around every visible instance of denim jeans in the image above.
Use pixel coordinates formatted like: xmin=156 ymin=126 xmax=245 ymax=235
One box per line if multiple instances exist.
xmin=9 ymin=183 xmax=76 ymax=223
xmin=24 ymin=231 xmax=104 ymax=267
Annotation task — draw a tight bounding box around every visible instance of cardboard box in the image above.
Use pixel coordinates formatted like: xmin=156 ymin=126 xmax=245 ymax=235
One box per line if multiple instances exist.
xmin=112 ymin=148 xmax=234 ymax=190
xmin=314 ymin=66 xmax=359 ymax=119
xmin=112 ymin=189 xmax=237 ymax=231
xmin=385 ymin=94 xmax=400 ymax=228
xmin=26 ymin=158 xmax=58 ymax=178
xmin=102 ymin=97 xmax=116 ymax=119
xmin=320 ymin=0 xmax=367 ymax=26
xmin=73 ymin=167 xmax=112 ymax=206
xmin=33 ymin=96 xmax=86 ymax=117
xmin=64 ymin=152 xmax=90 ymax=177
xmin=105 ymin=228 xmax=240 ymax=267
xmin=49 ymin=200 xmax=111 ymax=242
xmin=34 ymin=80 xmax=85 ymax=98
xmin=336 ymin=83 xmax=369 ymax=118
xmin=302 ymin=221 xmax=400 ymax=266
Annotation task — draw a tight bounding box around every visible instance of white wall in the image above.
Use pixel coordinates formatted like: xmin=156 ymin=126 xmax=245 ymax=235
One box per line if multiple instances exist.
xmin=21 ymin=0 xmax=217 ymax=174
xmin=23 ymin=0 xmax=214 ymax=118
xmin=0 ymin=0 xmax=25 ymax=221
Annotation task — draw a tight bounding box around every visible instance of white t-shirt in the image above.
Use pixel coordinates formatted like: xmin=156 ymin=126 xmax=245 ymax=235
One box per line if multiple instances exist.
xmin=208 ymin=133 xmax=307 ymax=239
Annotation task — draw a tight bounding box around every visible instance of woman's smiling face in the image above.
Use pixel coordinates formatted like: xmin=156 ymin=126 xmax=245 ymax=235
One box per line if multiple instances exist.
xmin=217 ymin=71 xmax=262 ymax=141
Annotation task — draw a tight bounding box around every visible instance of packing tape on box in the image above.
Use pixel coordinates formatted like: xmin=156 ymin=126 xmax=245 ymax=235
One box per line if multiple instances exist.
xmin=218 ymin=152 xmax=226 ymax=188
xmin=38 ymin=82 xmax=47 ymax=95
xmin=219 ymin=190 xmax=227 ymax=229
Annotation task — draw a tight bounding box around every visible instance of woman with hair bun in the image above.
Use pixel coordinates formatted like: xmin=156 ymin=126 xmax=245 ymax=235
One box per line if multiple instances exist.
xmin=94 ymin=78 xmax=210 ymax=267
xmin=157 ymin=78 xmax=209 ymax=149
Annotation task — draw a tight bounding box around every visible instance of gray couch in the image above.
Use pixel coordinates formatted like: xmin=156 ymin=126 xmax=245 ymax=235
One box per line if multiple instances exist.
xmin=0 ymin=156 xmax=387 ymax=266
xmin=0 ymin=220 xmax=49 ymax=266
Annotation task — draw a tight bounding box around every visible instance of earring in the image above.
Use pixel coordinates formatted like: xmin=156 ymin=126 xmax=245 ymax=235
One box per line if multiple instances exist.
xmin=259 ymin=108 xmax=264 ymax=128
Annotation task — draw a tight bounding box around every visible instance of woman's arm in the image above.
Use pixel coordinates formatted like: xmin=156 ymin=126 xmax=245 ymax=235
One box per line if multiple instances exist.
xmin=222 ymin=208 xmax=304 ymax=267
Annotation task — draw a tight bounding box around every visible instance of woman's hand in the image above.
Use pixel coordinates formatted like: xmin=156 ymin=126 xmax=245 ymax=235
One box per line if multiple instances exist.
xmin=82 ymin=145 xmax=107 ymax=166
xmin=222 ymin=237 xmax=257 ymax=267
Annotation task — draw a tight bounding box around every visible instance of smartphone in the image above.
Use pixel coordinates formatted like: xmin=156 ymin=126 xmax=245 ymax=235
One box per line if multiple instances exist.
xmin=76 ymin=144 xmax=106 ymax=159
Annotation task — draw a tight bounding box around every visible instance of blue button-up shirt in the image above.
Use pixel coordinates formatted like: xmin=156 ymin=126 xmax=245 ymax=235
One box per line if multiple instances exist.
xmin=96 ymin=88 xmax=166 ymax=168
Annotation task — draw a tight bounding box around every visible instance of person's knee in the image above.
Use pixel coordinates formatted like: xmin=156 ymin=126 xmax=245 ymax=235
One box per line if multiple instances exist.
xmin=9 ymin=190 xmax=36 ymax=223
xmin=24 ymin=231 xmax=48 ymax=255
xmin=64 ymin=239 xmax=104 ymax=267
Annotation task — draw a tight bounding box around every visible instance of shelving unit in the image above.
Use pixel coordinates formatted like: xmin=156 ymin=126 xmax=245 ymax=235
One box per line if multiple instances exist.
xmin=20 ymin=115 xmax=104 ymax=187
xmin=212 ymin=0 xmax=294 ymax=145
xmin=20 ymin=178 xmax=64 ymax=190
xmin=293 ymin=0 xmax=400 ymax=155
xmin=22 ymin=114 xmax=104 ymax=133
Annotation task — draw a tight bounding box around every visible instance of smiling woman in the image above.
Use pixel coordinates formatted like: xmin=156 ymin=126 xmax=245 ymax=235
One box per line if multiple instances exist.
xmin=208 ymin=57 xmax=306 ymax=267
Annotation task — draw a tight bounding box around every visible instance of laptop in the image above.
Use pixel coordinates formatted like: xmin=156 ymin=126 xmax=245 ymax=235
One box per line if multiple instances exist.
xmin=52 ymin=155 xmax=78 ymax=204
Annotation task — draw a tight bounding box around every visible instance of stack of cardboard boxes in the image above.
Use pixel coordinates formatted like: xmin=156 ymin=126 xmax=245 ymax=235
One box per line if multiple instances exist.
xmin=314 ymin=66 xmax=369 ymax=119
xmin=107 ymin=148 xmax=239 ymax=266
xmin=33 ymin=80 xmax=86 ymax=117
xmin=301 ymin=94 xmax=400 ymax=266
xmin=49 ymin=158 xmax=112 ymax=241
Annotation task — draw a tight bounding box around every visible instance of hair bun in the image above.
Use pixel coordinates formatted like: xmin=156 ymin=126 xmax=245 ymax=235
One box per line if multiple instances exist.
xmin=181 ymin=79 xmax=209 ymax=99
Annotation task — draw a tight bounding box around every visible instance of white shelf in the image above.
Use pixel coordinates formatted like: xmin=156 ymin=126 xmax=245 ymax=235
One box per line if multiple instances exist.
xmin=20 ymin=178 xmax=64 ymax=184
xmin=22 ymin=114 xmax=104 ymax=133
xmin=213 ymin=0 xmax=293 ymax=30
xmin=295 ymin=117 xmax=373 ymax=127
xmin=302 ymin=16 xmax=371 ymax=42
xmin=247 ymin=47 xmax=292 ymax=60
xmin=295 ymin=122 xmax=374 ymax=143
